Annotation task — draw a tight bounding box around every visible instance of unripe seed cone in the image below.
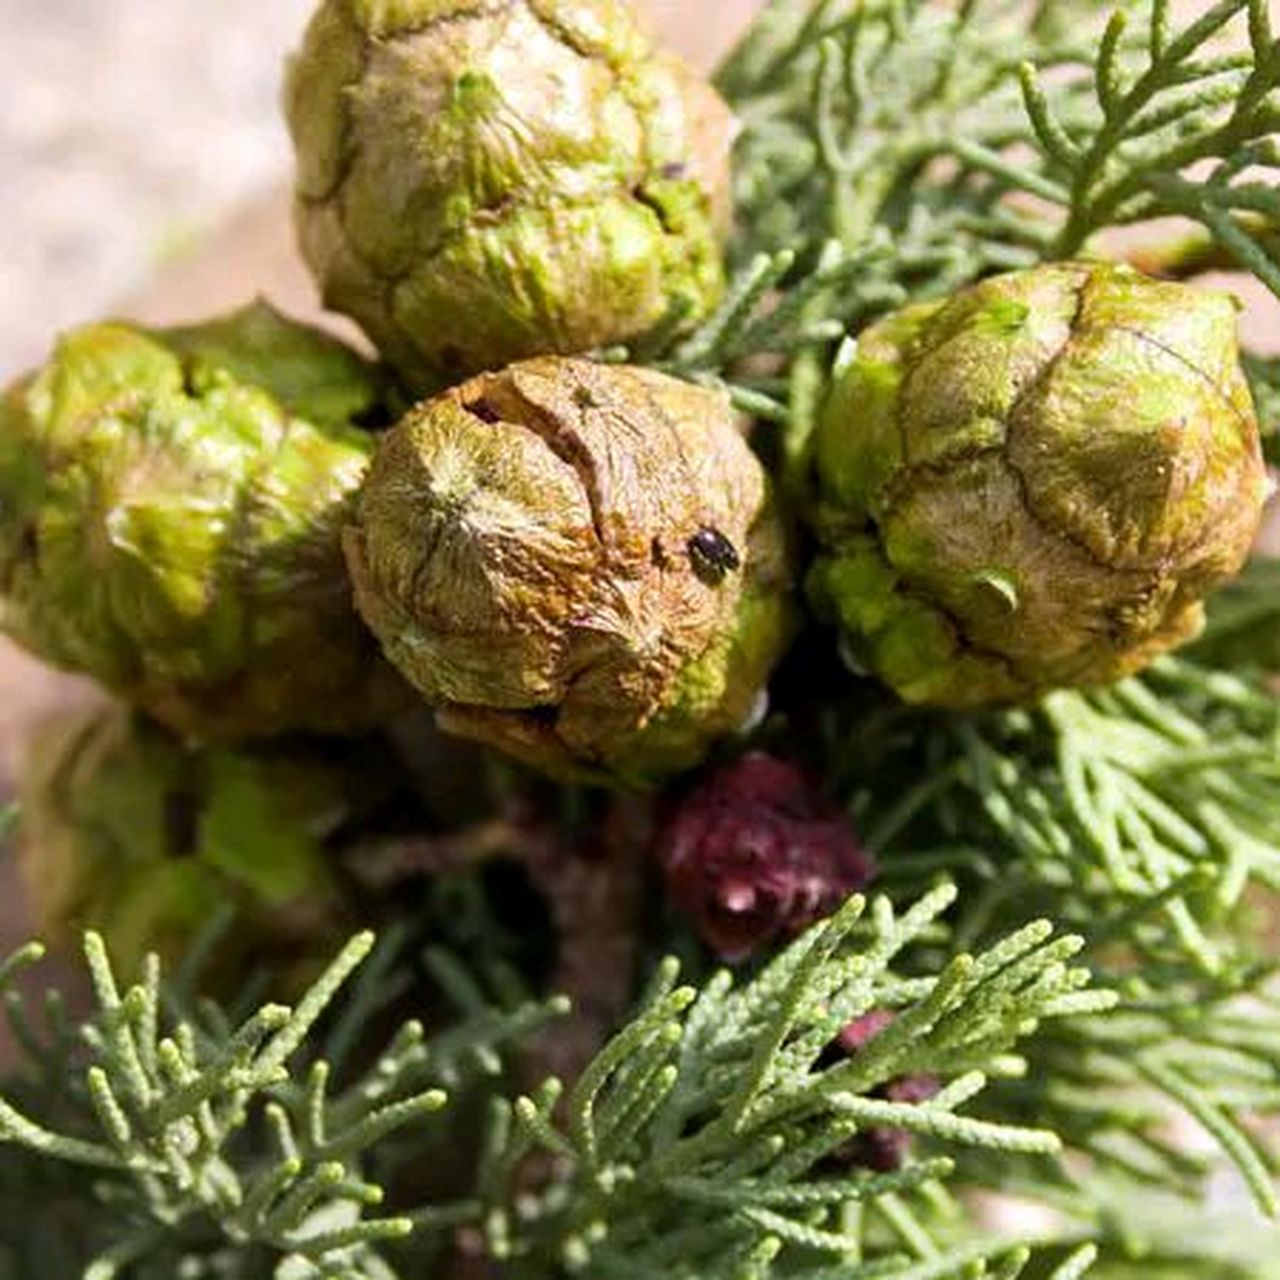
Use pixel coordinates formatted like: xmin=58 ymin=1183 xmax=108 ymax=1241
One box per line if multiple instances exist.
xmin=0 ymin=302 xmax=407 ymax=740
xmin=18 ymin=706 xmax=383 ymax=984
xmin=810 ymin=262 xmax=1268 ymax=707
xmin=286 ymin=0 xmax=732 ymax=391
xmin=345 ymin=357 xmax=795 ymax=784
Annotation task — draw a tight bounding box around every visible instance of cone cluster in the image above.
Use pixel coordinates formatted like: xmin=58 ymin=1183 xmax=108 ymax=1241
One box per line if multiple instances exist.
xmin=0 ymin=0 xmax=1267 ymax=960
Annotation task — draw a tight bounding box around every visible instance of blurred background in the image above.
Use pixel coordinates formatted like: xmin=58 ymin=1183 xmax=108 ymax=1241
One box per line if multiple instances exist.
xmin=0 ymin=0 xmax=317 ymax=380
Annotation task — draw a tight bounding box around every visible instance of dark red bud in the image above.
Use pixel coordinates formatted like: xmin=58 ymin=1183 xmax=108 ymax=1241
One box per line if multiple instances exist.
xmin=832 ymin=1009 xmax=939 ymax=1172
xmin=654 ymin=752 xmax=875 ymax=961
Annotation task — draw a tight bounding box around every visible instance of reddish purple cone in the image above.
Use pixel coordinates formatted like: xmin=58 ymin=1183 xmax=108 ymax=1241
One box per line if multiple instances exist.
xmin=654 ymin=752 xmax=875 ymax=961
xmin=837 ymin=1011 xmax=939 ymax=1172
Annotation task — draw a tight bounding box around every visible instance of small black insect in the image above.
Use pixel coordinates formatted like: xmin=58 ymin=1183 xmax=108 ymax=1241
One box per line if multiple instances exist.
xmin=687 ymin=526 xmax=741 ymax=584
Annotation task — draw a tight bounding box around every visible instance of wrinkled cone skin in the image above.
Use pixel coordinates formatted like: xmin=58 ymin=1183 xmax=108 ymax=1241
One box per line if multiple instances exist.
xmin=810 ymin=262 xmax=1268 ymax=707
xmin=655 ymin=752 xmax=875 ymax=960
xmin=345 ymin=357 xmax=794 ymax=785
xmin=0 ymin=302 xmax=406 ymax=741
xmin=286 ymin=0 xmax=732 ymax=392
xmin=17 ymin=706 xmax=376 ymax=981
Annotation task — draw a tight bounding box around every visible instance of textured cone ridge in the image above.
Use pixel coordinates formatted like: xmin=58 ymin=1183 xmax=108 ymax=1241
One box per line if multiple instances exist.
xmin=345 ymin=356 xmax=794 ymax=785
xmin=0 ymin=302 xmax=406 ymax=740
xmin=286 ymin=0 xmax=732 ymax=391
xmin=810 ymin=261 xmax=1268 ymax=707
